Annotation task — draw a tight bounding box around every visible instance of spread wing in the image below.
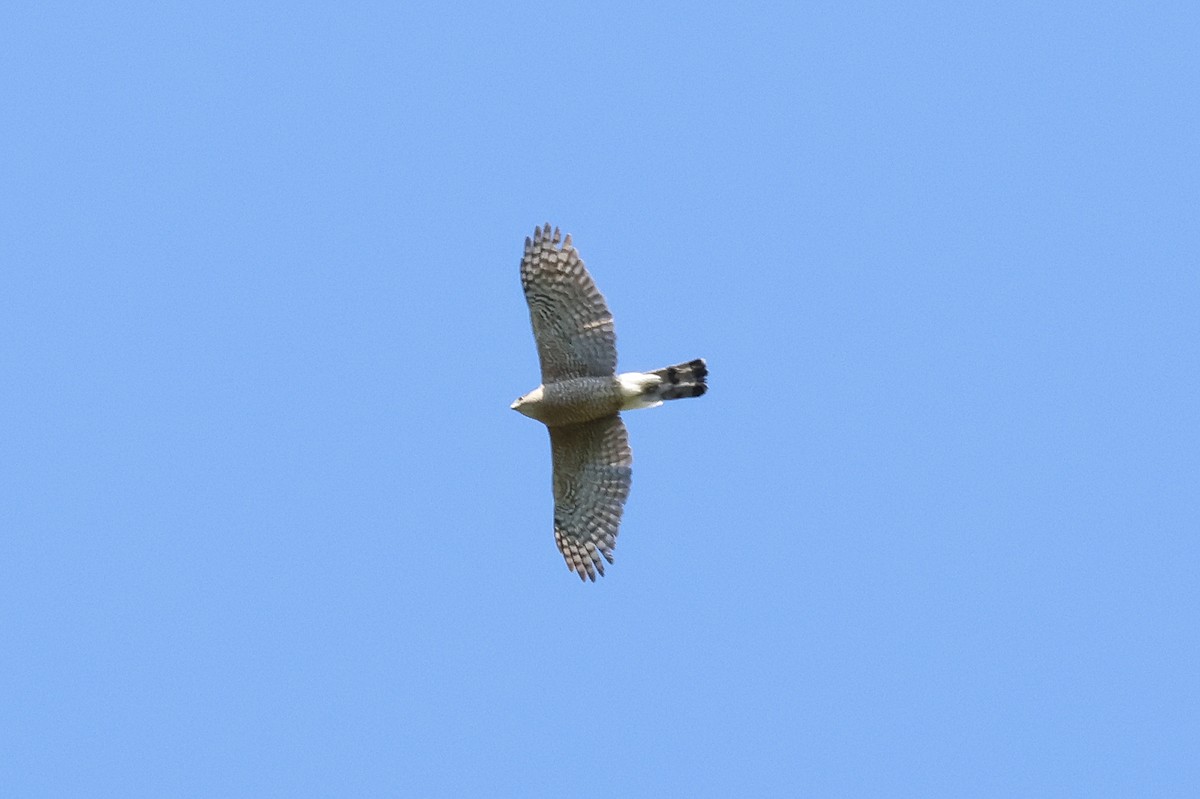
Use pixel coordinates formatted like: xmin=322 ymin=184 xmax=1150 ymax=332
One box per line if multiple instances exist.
xmin=549 ymin=415 xmax=633 ymax=581
xmin=520 ymin=223 xmax=617 ymax=381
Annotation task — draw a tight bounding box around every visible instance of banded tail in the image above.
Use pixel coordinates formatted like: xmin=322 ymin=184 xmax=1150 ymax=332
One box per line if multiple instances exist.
xmin=647 ymin=358 xmax=708 ymax=401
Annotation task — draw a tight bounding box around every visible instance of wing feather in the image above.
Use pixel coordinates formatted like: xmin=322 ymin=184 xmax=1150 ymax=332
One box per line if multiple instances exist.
xmin=520 ymin=224 xmax=617 ymax=380
xmin=548 ymin=415 xmax=633 ymax=581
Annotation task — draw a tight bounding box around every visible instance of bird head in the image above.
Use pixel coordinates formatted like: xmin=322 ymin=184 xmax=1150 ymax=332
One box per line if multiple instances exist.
xmin=510 ymin=385 xmax=544 ymax=418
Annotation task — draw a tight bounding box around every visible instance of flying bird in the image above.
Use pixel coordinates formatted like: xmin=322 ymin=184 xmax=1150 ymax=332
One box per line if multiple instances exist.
xmin=512 ymin=223 xmax=707 ymax=581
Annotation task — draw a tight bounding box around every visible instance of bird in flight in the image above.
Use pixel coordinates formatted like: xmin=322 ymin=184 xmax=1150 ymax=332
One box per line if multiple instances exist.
xmin=512 ymin=223 xmax=708 ymax=581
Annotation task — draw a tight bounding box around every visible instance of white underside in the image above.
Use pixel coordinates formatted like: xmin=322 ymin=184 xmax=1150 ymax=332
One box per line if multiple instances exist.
xmin=617 ymin=372 xmax=663 ymax=411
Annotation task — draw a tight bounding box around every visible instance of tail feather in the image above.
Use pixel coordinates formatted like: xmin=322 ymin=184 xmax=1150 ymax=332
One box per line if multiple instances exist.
xmin=647 ymin=358 xmax=707 ymax=401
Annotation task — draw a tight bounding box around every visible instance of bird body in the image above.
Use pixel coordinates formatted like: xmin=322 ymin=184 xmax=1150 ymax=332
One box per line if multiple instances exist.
xmin=512 ymin=361 xmax=708 ymax=426
xmin=512 ymin=376 xmax=624 ymax=426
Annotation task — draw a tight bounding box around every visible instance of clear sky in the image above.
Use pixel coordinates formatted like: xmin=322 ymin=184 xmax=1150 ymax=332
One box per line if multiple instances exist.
xmin=3 ymin=2 xmax=1197 ymax=796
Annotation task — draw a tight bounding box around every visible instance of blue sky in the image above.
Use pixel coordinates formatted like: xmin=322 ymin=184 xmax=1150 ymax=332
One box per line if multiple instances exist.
xmin=2 ymin=2 xmax=1197 ymax=795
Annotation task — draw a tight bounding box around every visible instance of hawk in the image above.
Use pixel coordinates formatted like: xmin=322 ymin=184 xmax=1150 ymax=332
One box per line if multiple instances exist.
xmin=512 ymin=223 xmax=708 ymax=581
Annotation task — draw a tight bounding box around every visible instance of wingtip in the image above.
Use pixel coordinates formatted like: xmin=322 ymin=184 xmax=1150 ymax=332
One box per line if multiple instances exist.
xmin=533 ymin=223 xmax=573 ymax=247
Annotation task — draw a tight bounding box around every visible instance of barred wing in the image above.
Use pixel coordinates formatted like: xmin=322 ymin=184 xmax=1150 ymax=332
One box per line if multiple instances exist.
xmin=549 ymin=415 xmax=633 ymax=581
xmin=521 ymin=223 xmax=617 ymax=381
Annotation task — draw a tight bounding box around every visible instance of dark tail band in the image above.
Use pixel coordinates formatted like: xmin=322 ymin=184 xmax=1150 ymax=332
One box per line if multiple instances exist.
xmin=647 ymin=358 xmax=707 ymax=401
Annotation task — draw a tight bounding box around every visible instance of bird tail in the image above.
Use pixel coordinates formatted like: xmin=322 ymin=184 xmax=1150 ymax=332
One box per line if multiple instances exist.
xmin=646 ymin=358 xmax=708 ymax=401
